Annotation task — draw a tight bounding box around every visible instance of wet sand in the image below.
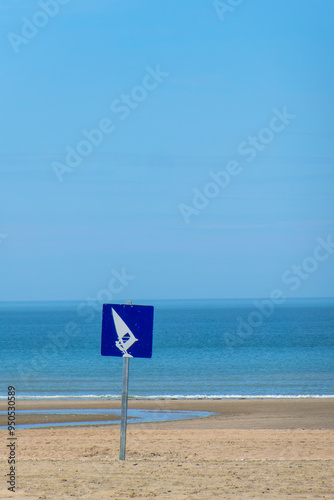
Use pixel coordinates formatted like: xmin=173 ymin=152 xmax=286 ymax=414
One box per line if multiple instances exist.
xmin=0 ymin=398 xmax=333 ymax=499
xmin=2 ymin=397 xmax=333 ymax=429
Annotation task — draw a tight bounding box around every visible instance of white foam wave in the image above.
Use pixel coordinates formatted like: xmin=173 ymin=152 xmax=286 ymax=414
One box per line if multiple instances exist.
xmin=0 ymin=394 xmax=333 ymax=400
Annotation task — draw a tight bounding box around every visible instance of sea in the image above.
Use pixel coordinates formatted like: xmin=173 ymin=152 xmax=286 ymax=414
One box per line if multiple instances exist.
xmin=1 ymin=298 xmax=333 ymax=400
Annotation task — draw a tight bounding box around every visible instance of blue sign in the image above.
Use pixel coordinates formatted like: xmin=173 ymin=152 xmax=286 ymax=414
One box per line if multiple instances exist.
xmin=101 ymin=304 xmax=154 ymax=358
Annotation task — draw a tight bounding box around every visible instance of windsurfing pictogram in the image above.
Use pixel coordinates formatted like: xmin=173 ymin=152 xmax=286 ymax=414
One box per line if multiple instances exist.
xmin=112 ymin=308 xmax=138 ymax=357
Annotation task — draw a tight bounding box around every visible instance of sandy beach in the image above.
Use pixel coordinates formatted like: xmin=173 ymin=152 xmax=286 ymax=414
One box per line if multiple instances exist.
xmin=1 ymin=398 xmax=333 ymax=499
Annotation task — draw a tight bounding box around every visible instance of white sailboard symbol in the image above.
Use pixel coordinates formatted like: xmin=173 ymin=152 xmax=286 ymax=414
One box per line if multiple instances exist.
xmin=112 ymin=308 xmax=138 ymax=357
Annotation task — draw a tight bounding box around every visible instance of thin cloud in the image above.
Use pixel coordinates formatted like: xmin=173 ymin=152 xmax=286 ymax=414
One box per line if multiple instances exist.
xmin=195 ymin=220 xmax=334 ymax=230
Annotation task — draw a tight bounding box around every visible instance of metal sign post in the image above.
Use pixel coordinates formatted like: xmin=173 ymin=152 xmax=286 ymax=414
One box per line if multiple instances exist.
xmin=101 ymin=300 xmax=154 ymax=461
xmin=119 ymin=354 xmax=130 ymax=460
xmin=119 ymin=300 xmax=131 ymax=461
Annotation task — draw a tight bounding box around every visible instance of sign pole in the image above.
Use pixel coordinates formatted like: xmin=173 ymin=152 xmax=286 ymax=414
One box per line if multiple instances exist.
xmin=119 ymin=355 xmax=129 ymax=460
xmin=119 ymin=300 xmax=132 ymax=461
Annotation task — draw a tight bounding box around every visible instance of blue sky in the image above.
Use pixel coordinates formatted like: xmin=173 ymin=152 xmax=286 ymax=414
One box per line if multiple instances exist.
xmin=0 ymin=0 xmax=333 ymax=301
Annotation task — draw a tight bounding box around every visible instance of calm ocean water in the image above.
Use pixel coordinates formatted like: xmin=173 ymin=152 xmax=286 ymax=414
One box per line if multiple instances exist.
xmin=1 ymin=299 xmax=333 ymax=399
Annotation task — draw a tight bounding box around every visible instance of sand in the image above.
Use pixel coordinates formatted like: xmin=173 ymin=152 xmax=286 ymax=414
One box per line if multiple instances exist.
xmin=1 ymin=399 xmax=333 ymax=499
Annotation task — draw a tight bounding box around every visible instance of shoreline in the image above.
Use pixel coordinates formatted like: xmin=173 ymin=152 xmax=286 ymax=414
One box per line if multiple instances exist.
xmin=1 ymin=397 xmax=333 ymax=429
